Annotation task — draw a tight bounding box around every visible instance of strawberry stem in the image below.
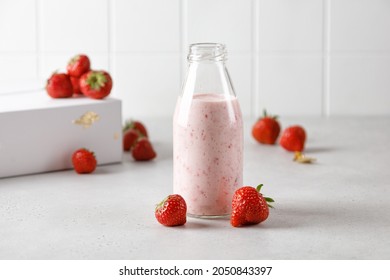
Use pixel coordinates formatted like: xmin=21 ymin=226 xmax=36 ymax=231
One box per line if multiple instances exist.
xmin=256 ymin=184 xmax=263 ymax=192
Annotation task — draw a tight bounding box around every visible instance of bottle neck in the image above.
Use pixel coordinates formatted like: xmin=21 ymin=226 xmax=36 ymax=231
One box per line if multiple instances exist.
xmin=187 ymin=60 xmax=226 ymax=75
xmin=187 ymin=43 xmax=227 ymax=63
xmin=182 ymin=43 xmax=235 ymax=98
xmin=187 ymin=60 xmax=226 ymax=80
xmin=183 ymin=59 xmax=235 ymax=97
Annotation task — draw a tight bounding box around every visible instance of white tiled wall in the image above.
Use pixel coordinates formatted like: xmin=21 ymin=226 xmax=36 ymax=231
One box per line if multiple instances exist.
xmin=0 ymin=0 xmax=389 ymax=117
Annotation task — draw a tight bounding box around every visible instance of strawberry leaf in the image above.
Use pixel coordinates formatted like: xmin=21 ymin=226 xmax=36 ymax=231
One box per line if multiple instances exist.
xmin=256 ymin=184 xmax=263 ymax=192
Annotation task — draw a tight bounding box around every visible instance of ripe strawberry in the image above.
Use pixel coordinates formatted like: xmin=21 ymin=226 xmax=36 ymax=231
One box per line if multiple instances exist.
xmin=67 ymin=54 xmax=90 ymax=77
xmin=252 ymin=110 xmax=281 ymax=145
xmin=280 ymin=125 xmax=306 ymax=152
xmin=72 ymin=148 xmax=97 ymax=174
xmin=70 ymin=76 xmax=82 ymax=94
xmin=132 ymin=138 xmax=157 ymax=161
xmin=80 ymin=70 xmax=113 ymax=99
xmin=155 ymin=194 xmax=187 ymax=226
xmin=123 ymin=120 xmax=148 ymax=137
xmin=123 ymin=129 xmax=140 ymax=151
xmin=231 ymin=184 xmax=274 ymax=227
xmin=46 ymin=73 xmax=73 ymax=98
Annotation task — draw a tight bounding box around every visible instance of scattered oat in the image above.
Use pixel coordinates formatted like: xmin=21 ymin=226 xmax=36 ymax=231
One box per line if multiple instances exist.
xmin=293 ymin=152 xmax=316 ymax=164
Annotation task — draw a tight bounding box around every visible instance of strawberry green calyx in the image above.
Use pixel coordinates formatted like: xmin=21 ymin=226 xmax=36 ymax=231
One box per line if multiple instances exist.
xmin=123 ymin=120 xmax=148 ymax=137
xmin=86 ymin=71 xmax=107 ymax=90
xmin=81 ymin=147 xmax=95 ymax=157
xmin=69 ymin=55 xmax=80 ymax=65
xmin=155 ymin=196 xmax=168 ymax=211
xmin=263 ymin=109 xmax=278 ymax=120
xmin=123 ymin=121 xmax=145 ymax=136
xmin=265 ymin=197 xmax=275 ymax=208
xmin=256 ymin=184 xmax=275 ymax=208
xmin=123 ymin=120 xmax=135 ymax=132
xmin=256 ymin=184 xmax=264 ymax=192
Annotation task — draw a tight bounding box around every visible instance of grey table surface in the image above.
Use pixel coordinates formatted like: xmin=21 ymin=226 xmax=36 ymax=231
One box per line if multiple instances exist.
xmin=1 ymin=117 xmax=389 ymax=260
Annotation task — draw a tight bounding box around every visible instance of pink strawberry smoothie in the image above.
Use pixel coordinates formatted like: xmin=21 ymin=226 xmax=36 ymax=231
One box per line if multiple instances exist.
xmin=173 ymin=93 xmax=243 ymax=217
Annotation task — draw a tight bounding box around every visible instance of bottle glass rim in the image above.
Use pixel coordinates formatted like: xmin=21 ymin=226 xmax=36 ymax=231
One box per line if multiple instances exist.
xmin=188 ymin=43 xmax=227 ymax=62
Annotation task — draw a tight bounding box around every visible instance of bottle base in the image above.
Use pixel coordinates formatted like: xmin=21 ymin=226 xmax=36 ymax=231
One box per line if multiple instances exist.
xmin=187 ymin=213 xmax=230 ymax=219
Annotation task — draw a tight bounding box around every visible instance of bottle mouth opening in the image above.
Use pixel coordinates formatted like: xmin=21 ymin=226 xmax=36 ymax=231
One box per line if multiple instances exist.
xmin=188 ymin=43 xmax=227 ymax=62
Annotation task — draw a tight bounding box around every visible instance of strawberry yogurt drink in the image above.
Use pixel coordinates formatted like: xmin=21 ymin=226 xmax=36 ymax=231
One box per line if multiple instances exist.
xmin=173 ymin=92 xmax=243 ymax=217
xmin=173 ymin=43 xmax=243 ymax=217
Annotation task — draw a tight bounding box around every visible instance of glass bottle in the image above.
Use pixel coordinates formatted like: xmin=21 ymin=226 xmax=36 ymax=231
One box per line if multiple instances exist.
xmin=173 ymin=43 xmax=243 ymax=218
